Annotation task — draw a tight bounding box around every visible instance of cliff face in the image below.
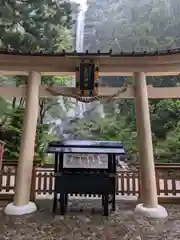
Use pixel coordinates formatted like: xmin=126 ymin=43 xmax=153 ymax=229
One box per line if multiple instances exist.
xmin=84 ymin=0 xmax=114 ymax=51
xmin=84 ymin=0 xmax=180 ymax=52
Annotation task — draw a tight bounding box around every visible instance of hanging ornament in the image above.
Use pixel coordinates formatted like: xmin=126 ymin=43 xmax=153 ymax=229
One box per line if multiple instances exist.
xmin=74 ymin=60 xmax=99 ymax=102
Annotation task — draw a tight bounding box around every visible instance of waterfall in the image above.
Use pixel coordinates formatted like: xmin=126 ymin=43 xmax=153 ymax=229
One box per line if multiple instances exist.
xmin=74 ymin=0 xmax=105 ymax=118
xmin=75 ymin=0 xmax=88 ymax=52
xmin=74 ymin=0 xmax=88 ymax=118
xmin=50 ymin=0 xmax=104 ymax=140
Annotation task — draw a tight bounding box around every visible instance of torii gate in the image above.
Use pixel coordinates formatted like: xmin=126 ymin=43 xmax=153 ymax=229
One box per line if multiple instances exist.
xmin=2 ymin=49 xmax=180 ymax=218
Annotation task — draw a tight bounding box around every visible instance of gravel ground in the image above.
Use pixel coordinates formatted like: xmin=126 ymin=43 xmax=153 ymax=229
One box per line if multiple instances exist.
xmin=0 ymin=199 xmax=179 ymax=240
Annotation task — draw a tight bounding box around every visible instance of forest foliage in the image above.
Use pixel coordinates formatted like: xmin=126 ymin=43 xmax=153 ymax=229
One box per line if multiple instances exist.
xmin=81 ymin=0 xmax=180 ymax=163
xmin=0 ymin=0 xmax=74 ymax=162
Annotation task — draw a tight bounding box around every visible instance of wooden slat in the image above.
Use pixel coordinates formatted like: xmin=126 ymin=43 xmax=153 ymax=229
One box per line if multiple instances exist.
xmin=156 ymin=170 xmax=160 ymax=195
xmin=0 ymin=193 xmax=14 ymax=200
xmin=120 ymin=172 xmax=125 ymax=195
xmin=171 ymin=174 xmax=177 ymax=196
xmin=43 ymin=173 xmax=47 ymax=194
xmin=158 ymin=197 xmax=180 ymax=204
xmin=5 ymin=168 xmax=12 ymax=192
xmin=49 ymin=172 xmax=54 ymax=194
xmin=159 ymin=189 xmax=180 ymax=194
xmin=115 ymin=175 xmax=119 ymax=195
xmin=137 ymin=171 xmax=141 ymax=199
xmin=37 ymin=172 xmax=42 ymax=194
xmin=126 ymin=172 xmax=130 ymax=195
xmin=0 ymin=170 xmax=3 ymax=192
xmin=132 ymin=172 xmax=136 ymax=196
xmin=30 ymin=167 xmax=36 ymax=201
xmin=163 ymin=170 xmax=169 ymax=196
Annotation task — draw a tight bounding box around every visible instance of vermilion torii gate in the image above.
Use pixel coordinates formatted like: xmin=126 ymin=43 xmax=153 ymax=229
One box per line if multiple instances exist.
xmin=1 ymin=49 xmax=180 ymax=218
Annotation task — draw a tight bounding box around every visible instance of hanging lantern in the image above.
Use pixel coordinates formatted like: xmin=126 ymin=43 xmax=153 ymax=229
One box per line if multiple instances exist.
xmin=75 ymin=61 xmax=99 ymax=98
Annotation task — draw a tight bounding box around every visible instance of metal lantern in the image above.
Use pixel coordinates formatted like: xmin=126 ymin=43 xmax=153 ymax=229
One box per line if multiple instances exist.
xmin=75 ymin=61 xmax=99 ymax=97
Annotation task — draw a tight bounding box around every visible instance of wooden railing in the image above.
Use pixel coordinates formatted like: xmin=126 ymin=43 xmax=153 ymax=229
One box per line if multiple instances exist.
xmin=116 ymin=171 xmax=140 ymax=196
xmin=0 ymin=160 xmax=40 ymax=201
xmin=0 ymin=162 xmax=180 ymax=203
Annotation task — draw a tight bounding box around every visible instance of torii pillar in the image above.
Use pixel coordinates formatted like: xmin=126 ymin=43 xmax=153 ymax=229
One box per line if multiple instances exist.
xmin=134 ymin=72 xmax=168 ymax=218
xmin=4 ymin=72 xmax=40 ymax=215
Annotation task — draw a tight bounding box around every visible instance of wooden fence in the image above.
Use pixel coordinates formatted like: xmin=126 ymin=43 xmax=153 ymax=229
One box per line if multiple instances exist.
xmin=0 ymin=162 xmax=180 ymax=203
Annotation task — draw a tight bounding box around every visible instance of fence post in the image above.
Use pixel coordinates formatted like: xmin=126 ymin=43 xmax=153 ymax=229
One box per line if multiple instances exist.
xmin=115 ymin=174 xmax=118 ymax=193
xmin=0 ymin=141 xmax=5 ymax=171
xmin=138 ymin=170 xmax=143 ymax=202
xmin=30 ymin=165 xmax=36 ymax=201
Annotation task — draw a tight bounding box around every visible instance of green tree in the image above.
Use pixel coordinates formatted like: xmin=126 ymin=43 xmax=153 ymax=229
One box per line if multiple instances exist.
xmin=0 ymin=0 xmax=73 ymax=51
xmin=0 ymin=0 xmax=74 ymax=123
xmin=0 ymin=0 xmax=75 ymax=162
xmin=154 ymin=121 xmax=180 ymax=162
xmin=151 ymin=100 xmax=180 ymax=139
xmin=0 ymin=107 xmax=49 ymax=161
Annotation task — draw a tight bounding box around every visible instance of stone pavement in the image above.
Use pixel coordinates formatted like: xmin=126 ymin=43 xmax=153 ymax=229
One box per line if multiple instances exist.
xmin=0 ymin=199 xmax=179 ymax=240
